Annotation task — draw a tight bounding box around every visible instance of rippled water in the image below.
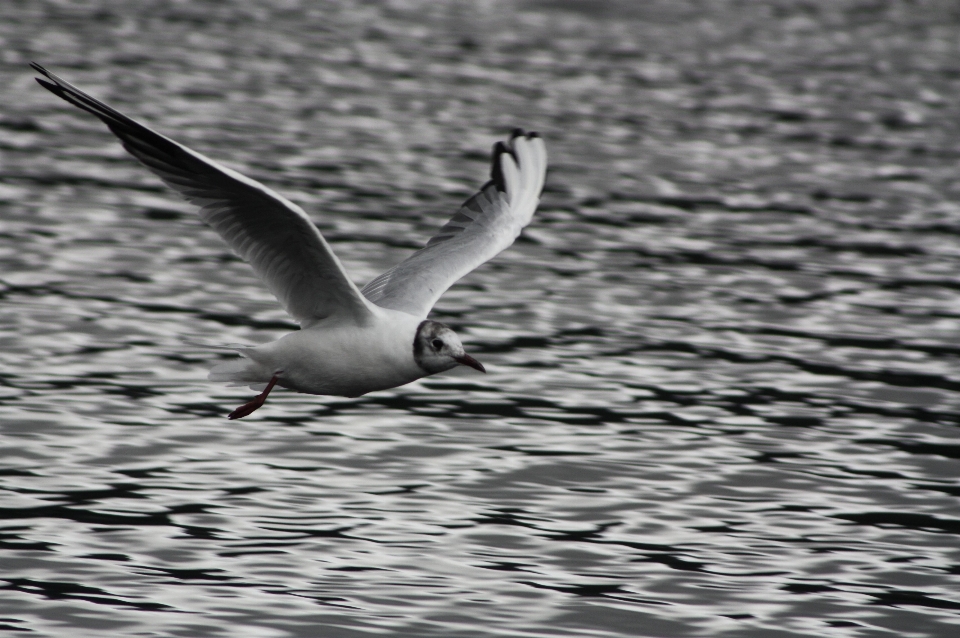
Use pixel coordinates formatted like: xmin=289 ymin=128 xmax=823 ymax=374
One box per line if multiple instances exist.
xmin=3 ymin=1 xmax=960 ymax=636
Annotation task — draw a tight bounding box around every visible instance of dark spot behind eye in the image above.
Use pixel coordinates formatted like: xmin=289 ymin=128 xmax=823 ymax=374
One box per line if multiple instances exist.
xmin=432 ymin=339 xmax=443 ymax=350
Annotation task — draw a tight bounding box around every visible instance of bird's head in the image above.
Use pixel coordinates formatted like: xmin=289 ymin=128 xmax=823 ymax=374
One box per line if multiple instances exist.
xmin=413 ymin=320 xmax=486 ymax=375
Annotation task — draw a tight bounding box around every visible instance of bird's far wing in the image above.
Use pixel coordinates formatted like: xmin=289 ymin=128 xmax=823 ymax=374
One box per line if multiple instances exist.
xmin=361 ymin=130 xmax=546 ymax=318
xmin=32 ymin=63 xmax=374 ymax=328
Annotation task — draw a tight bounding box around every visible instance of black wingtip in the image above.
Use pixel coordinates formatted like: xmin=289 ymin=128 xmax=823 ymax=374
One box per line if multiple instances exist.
xmin=489 ymin=130 xmax=541 ymax=192
xmin=28 ymin=62 xmax=187 ymax=167
xmin=510 ymin=128 xmax=542 ymax=141
xmin=31 ymin=62 xmax=53 ymax=89
xmin=31 ymin=63 xmax=66 ymax=95
xmin=489 ymin=141 xmax=509 ymax=192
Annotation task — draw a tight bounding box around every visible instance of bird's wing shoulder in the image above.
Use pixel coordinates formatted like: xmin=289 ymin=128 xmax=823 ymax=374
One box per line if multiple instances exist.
xmin=361 ymin=130 xmax=546 ymax=317
xmin=32 ymin=63 xmax=374 ymax=327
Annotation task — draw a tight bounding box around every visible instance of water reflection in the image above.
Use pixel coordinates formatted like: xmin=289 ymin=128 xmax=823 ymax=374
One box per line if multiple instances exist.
xmin=2 ymin=1 xmax=960 ymax=637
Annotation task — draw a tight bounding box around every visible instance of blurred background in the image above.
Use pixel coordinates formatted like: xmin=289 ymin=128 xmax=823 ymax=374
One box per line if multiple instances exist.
xmin=2 ymin=0 xmax=960 ymax=636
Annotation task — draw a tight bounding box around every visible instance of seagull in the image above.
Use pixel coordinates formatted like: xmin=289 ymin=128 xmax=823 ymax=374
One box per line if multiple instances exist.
xmin=32 ymin=63 xmax=547 ymax=419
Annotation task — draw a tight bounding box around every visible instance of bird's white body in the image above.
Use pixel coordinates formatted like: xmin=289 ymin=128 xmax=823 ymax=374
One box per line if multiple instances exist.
xmin=215 ymin=308 xmax=425 ymax=397
xmin=33 ymin=63 xmax=547 ymax=417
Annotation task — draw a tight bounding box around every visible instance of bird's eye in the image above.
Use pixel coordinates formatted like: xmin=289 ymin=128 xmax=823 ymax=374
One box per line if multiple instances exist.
xmin=432 ymin=339 xmax=443 ymax=350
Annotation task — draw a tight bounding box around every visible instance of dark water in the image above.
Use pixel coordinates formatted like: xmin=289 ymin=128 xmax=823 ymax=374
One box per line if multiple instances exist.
xmin=2 ymin=1 xmax=960 ymax=636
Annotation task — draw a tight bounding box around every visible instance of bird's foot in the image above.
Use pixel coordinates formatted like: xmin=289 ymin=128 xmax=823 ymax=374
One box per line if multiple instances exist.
xmin=227 ymin=398 xmax=266 ymax=420
xmin=227 ymin=375 xmax=279 ymax=420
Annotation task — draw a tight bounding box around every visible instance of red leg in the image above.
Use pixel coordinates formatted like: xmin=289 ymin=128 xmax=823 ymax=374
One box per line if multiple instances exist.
xmin=228 ymin=375 xmax=280 ymax=420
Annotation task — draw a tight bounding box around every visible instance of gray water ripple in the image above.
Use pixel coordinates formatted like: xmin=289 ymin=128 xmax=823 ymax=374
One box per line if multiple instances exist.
xmin=4 ymin=1 xmax=960 ymax=637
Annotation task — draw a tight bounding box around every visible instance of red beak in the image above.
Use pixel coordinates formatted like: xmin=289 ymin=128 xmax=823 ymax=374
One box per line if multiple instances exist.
xmin=454 ymin=353 xmax=486 ymax=373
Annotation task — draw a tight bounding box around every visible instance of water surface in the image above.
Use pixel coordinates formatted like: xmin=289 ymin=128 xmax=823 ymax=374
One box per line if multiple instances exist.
xmin=2 ymin=1 xmax=960 ymax=636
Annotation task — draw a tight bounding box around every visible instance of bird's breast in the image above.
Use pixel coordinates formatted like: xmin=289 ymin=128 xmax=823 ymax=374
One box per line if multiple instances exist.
xmin=255 ymin=313 xmax=424 ymax=397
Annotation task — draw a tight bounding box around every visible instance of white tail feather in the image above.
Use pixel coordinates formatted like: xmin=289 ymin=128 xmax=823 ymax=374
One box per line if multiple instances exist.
xmin=208 ymin=350 xmax=271 ymax=389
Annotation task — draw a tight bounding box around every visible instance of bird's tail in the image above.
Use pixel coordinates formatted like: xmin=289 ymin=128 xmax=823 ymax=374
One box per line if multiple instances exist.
xmin=206 ymin=347 xmax=273 ymax=390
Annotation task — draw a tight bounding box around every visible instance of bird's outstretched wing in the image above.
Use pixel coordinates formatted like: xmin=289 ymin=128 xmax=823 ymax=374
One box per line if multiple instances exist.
xmin=32 ymin=63 xmax=374 ymax=328
xmin=361 ymin=130 xmax=547 ymax=318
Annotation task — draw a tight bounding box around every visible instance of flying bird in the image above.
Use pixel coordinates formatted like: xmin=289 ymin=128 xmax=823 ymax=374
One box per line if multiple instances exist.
xmin=31 ymin=63 xmax=547 ymax=419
